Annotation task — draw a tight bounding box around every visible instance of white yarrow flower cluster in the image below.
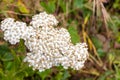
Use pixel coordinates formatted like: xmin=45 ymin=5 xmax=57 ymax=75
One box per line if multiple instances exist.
xmin=0 ymin=12 xmax=89 ymax=72
xmin=30 ymin=12 xmax=58 ymax=29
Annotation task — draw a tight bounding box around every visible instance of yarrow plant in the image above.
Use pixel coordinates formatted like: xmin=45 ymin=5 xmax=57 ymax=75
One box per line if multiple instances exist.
xmin=0 ymin=12 xmax=89 ymax=72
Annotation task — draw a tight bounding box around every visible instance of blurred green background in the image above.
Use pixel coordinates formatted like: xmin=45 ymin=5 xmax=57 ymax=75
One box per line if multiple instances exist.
xmin=0 ymin=0 xmax=120 ymax=80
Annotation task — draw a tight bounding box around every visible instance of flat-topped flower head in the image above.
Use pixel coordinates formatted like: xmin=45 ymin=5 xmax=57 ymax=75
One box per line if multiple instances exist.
xmin=30 ymin=12 xmax=58 ymax=29
xmin=0 ymin=18 xmax=36 ymax=44
xmin=1 ymin=18 xmax=15 ymax=31
xmin=0 ymin=12 xmax=89 ymax=72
